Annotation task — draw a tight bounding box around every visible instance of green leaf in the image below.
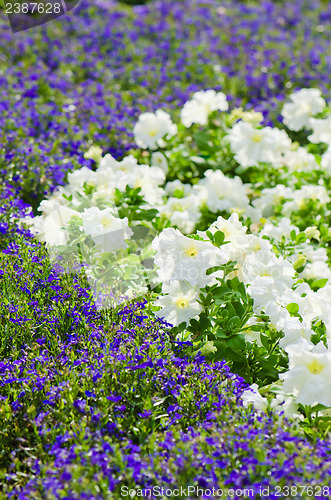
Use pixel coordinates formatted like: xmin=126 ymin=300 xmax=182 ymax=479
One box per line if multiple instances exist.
xmin=286 ymin=302 xmax=299 ymax=315
xmin=311 ymin=278 xmax=328 ymax=290
xmin=211 ymin=286 xmax=228 ymax=299
xmin=213 ymin=230 xmax=225 ymax=246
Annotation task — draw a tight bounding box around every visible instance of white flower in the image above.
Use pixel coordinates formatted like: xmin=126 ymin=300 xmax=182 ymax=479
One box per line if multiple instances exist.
xmin=194 ymin=170 xmax=250 ymax=213
xmin=133 ymin=110 xmax=177 ymax=149
xmin=321 ymin=147 xmax=331 ymax=175
xmin=260 ymin=218 xmax=299 ymax=241
xmin=281 ymin=89 xmax=325 ymax=131
xmin=283 ymin=147 xmax=318 ymax=173
xmin=154 ymin=280 xmax=202 ymax=326
xmin=84 ymin=145 xmax=103 ymax=164
xmin=279 ymin=317 xmax=314 ymax=350
xmin=159 ymin=195 xmax=201 ymax=234
xmin=301 ymin=261 xmax=331 ymax=281
xmin=252 ymin=185 xmax=294 ymax=218
xmin=281 ymin=185 xmax=330 ymax=216
xmin=242 ymin=384 xmax=301 ymax=419
xmin=181 ymin=89 xmax=228 ymax=127
xmin=280 ymin=346 xmax=331 ymax=407
xmin=202 ymin=212 xmax=249 ymax=250
xmin=164 ymin=179 xmax=193 ymax=197
xmin=247 ymin=276 xmax=278 ymax=313
xmin=308 ymin=116 xmax=331 ymax=144
xmin=227 ymin=121 xmax=291 ymax=168
xmin=152 ymin=227 xmax=224 ymax=287
xmin=34 ymin=199 xmax=78 ymax=247
xmin=151 ymin=152 xmax=169 ymax=175
xmin=67 ymin=167 xmax=98 ymax=191
xmin=81 ymin=207 xmax=132 ymax=252
xmin=242 ymin=384 xmax=268 ymax=411
xmin=128 ymin=165 xmax=165 ymax=206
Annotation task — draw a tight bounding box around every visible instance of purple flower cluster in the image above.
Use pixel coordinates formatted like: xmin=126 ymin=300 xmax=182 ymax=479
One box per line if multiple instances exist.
xmin=1 ymin=0 xmax=331 ymax=198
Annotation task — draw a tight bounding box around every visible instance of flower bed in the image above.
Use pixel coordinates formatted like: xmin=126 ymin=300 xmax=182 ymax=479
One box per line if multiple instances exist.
xmin=0 ymin=0 xmax=331 ymax=498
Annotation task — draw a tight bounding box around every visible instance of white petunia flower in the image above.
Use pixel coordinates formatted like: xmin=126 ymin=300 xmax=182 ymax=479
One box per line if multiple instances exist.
xmin=81 ymin=207 xmax=132 ymax=252
xmin=202 ymin=212 xmax=249 ymax=250
xmin=128 ymin=165 xmax=166 ymax=206
xmin=164 ymin=179 xmax=193 ymax=197
xmin=252 ymin=185 xmax=294 ymax=218
xmin=227 ymin=121 xmax=291 ymax=168
xmin=260 ymin=217 xmax=299 ymax=241
xmin=159 ymin=195 xmax=201 ymax=234
xmin=194 ymin=170 xmax=250 ymax=214
xmin=33 ymin=199 xmax=79 ymax=247
xmin=242 ymin=384 xmax=301 ymax=419
xmin=283 ymin=147 xmax=318 ymax=173
xmin=133 ymin=110 xmax=177 ymax=150
xmin=242 ymin=383 xmax=268 ymax=411
xmin=181 ymin=89 xmax=228 ymax=127
xmin=152 ymin=227 xmax=224 ymax=287
xmin=281 ymin=88 xmax=326 ymax=131
xmin=321 ymin=147 xmax=331 ymax=175
xmin=308 ymin=116 xmax=331 ymax=144
xmin=279 ymin=317 xmax=314 ymax=350
xmin=280 ymin=346 xmax=331 ymax=407
xmin=154 ymin=280 xmax=202 ymax=326
xmin=151 ymin=152 xmax=169 ymax=175
xmin=67 ymin=167 xmax=98 ymax=190
xmin=281 ymin=185 xmax=330 ymax=217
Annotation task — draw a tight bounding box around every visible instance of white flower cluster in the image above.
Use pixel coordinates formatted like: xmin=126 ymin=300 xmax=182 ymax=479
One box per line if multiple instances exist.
xmin=24 ymin=88 xmax=331 ymax=418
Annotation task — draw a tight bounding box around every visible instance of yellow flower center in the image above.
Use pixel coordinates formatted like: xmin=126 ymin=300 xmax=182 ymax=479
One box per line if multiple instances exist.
xmin=175 ymin=297 xmax=189 ymax=309
xmin=101 ymin=217 xmax=113 ymax=228
xmin=149 ymin=129 xmax=158 ymax=137
xmin=308 ymin=359 xmax=324 ymax=374
xmin=172 ymin=203 xmax=183 ymax=212
xmin=185 ymin=246 xmax=198 ymax=257
xmin=252 ymin=133 xmax=262 ymax=143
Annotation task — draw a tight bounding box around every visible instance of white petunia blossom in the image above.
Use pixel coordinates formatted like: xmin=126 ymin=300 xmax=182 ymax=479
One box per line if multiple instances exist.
xmin=227 ymin=121 xmax=291 ymax=168
xmin=154 ymin=280 xmax=202 ymax=326
xmin=321 ymin=147 xmax=331 ymax=175
xmin=159 ymin=195 xmax=201 ymax=234
xmin=194 ymin=169 xmax=250 ymax=214
xmin=308 ymin=116 xmax=331 ymax=144
xmin=67 ymin=166 xmax=98 ymax=191
xmin=152 ymin=228 xmax=224 ymax=287
xmin=133 ymin=110 xmax=177 ymax=149
xmin=181 ymin=89 xmax=228 ymax=127
xmin=151 ymin=152 xmax=169 ymax=175
xmin=279 ymin=317 xmax=314 ymax=350
xmin=81 ymin=207 xmax=133 ymax=252
xmin=260 ymin=218 xmax=299 ymax=241
xmin=242 ymin=384 xmax=301 ymax=418
xmin=201 ymin=212 xmax=249 ymax=250
xmin=283 ymin=147 xmax=319 ymax=173
xmin=280 ymin=346 xmax=331 ymax=407
xmin=281 ymin=88 xmax=326 ymax=131
xmin=32 ymin=199 xmax=79 ymax=247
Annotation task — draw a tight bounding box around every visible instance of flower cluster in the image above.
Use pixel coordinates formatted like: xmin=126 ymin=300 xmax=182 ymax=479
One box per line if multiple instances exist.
xmin=26 ymin=87 xmax=331 ymax=422
xmin=2 ymin=0 xmax=331 ymax=495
